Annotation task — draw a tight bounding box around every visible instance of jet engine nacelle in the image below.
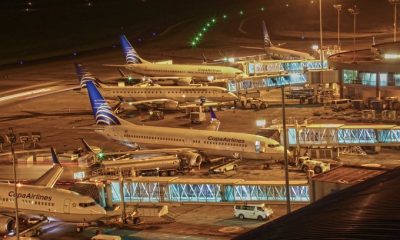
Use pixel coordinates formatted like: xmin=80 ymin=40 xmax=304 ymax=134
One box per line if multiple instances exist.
xmin=177 ymin=77 xmax=192 ymax=86
xmin=164 ymin=100 xmax=179 ymax=110
xmin=180 ymin=152 xmax=204 ymax=167
xmin=0 ymin=216 xmax=14 ymax=234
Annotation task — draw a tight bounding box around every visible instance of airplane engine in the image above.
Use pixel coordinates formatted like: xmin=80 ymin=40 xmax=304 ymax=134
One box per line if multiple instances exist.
xmin=177 ymin=77 xmax=192 ymax=86
xmin=181 ymin=152 xmax=204 ymax=167
xmin=0 ymin=216 xmax=14 ymax=234
xmin=164 ymin=101 xmax=179 ymax=110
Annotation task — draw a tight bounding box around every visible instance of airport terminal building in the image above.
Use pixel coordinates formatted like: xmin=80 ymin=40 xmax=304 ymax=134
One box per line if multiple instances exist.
xmin=329 ymin=42 xmax=400 ymax=101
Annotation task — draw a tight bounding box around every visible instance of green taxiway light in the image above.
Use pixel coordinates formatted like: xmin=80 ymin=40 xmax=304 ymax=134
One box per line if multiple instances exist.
xmin=195 ymin=37 xmax=200 ymax=41
xmin=211 ymin=18 xmax=216 ymax=23
xmin=202 ymin=27 xmax=207 ymax=31
xmin=191 ymin=41 xmax=197 ymax=46
xmin=198 ymin=32 xmax=203 ymax=37
xmin=206 ymin=23 xmax=211 ymax=27
xmin=97 ymin=152 xmax=105 ymax=160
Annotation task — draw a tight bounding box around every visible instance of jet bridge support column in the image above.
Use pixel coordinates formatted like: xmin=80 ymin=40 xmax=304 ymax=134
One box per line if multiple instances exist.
xmin=105 ymin=181 xmax=113 ymax=208
xmin=98 ymin=184 xmax=106 ymax=208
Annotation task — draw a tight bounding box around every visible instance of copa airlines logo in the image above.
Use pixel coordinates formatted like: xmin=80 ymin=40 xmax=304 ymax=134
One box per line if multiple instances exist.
xmin=76 ymin=64 xmax=97 ymax=88
xmin=208 ymin=136 xmax=245 ymax=143
xmin=80 ymin=72 xmax=97 ymax=88
xmin=94 ymin=100 xmax=120 ymax=125
xmin=124 ymin=46 xmax=142 ymax=64
xmin=9 ymin=191 xmax=52 ymax=201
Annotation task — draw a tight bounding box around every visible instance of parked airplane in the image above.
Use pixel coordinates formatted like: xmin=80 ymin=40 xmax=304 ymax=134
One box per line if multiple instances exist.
xmin=0 ymin=148 xmax=118 ymax=235
xmin=75 ymin=63 xmax=238 ymax=110
xmin=242 ymin=21 xmax=315 ymax=60
xmin=84 ymin=80 xmax=286 ymax=166
xmin=105 ymin=35 xmax=247 ymax=82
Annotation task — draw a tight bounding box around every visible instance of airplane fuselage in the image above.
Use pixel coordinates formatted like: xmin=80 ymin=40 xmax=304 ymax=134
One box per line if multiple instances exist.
xmin=0 ymin=184 xmax=106 ymax=222
xmin=96 ymin=121 xmax=285 ymax=161
xmin=99 ymin=85 xmax=238 ymax=103
xmin=125 ymin=63 xmax=245 ymax=81
xmin=267 ymin=46 xmax=315 ymax=60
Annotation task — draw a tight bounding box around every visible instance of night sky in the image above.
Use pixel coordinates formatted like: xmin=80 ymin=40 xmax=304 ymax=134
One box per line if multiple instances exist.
xmin=0 ymin=0 xmax=393 ymax=65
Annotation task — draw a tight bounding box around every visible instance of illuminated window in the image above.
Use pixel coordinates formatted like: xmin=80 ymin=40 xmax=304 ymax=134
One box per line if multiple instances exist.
xmin=343 ymin=69 xmax=358 ymax=84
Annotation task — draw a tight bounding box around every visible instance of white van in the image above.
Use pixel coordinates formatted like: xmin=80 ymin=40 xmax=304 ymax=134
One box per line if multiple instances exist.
xmin=91 ymin=234 xmax=121 ymax=240
xmin=234 ymin=204 xmax=273 ymax=221
xmin=329 ymin=99 xmax=352 ymax=111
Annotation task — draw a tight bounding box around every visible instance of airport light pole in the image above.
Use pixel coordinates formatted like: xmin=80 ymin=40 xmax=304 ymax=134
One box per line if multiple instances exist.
xmin=389 ymin=0 xmax=400 ymax=42
xmin=319 ymin=0 xmax=324 ymax=83
xmin=7 ymin=128 xmax=19 ymax=240
xmin=281 ymin=85 xmax=291 ymax=214
xmin=333 ymin=4 xmax=342 ymax=48
xmin=348 ymin=5 xmax=359 ymax=62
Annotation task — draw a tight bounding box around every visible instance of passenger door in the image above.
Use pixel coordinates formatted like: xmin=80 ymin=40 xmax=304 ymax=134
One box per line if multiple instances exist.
xmin=63 ymin=199 xmax=71 ymax=213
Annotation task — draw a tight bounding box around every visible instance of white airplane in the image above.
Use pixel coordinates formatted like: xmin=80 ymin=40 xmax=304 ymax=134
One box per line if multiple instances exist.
xmin=75 ymin=63 xmax=238 ymax=110
xmin=0 ymin=148 xmax=117 ymax=235
xmin=106 ymin=35 xmax=247 ymax=82
xmin=84 ymin=80 xmax=286 ymax=166
xmin=242 ymin=21 xmax=315 ymax=60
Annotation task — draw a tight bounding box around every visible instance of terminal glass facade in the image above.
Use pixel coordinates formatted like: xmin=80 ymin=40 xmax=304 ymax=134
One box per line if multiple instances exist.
xmin=107 ymin=181 xmax=310 ymax=204
xmin=343 ymin=69 xmax=358 ymax=84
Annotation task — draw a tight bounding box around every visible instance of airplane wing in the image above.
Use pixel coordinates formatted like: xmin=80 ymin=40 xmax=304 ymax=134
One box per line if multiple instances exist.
xmin=101 ymin=148 xmax=197 ymax=156
xmin=33 ymin=148 xmax=63 ymax=188
xmin=178 ymin=101 xmax=231 ymax=109
xmin=126 ymin=98 xmax=179 ymax=107
xmin=240 ymin=46 xmax=265 ymax=50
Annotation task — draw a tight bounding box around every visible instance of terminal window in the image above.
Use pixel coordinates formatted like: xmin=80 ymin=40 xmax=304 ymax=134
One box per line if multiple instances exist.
xmin=343 ymin=70 xmax=357 ymax=84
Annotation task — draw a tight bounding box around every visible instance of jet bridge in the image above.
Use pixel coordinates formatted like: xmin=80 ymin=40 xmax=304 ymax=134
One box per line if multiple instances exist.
xmin=265 ymin=123 xmax=400 ymax=147
xmin=90 ymin=177 xmax=309 ymax=207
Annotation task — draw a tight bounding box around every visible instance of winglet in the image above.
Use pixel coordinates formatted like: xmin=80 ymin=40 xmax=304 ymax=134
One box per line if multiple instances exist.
xmin=262 ymin=20 xmax=272 ymax=48
xmin=50 ymin=147 xmax=60 ymax=165
xmin=80 ymin=138 xmax=94 ymax=153
xmin=209 ymin=107 xmax=217 ymax=120
xmin=118 ymin=68 xmax=126 ymax=77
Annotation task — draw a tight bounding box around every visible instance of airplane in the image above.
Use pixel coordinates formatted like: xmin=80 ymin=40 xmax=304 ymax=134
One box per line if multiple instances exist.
xmin=75 ymin=63 xmax=238 ymax=110
xmin=0 ymin=148 xmax=119 ymax=236
xmin=241 ymin=21 xmax=315 ymax=60
xmin=105 ymin=35 xmax=247 ymax=82
xmin=83 ymin=80 xmax=287 ymax=166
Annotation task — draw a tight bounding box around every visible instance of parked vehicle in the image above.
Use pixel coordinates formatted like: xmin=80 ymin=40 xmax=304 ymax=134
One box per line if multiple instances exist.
xmin=208 ymin=160 xmax=238 ymax=173
xmin=100 ymin=155 xmax=190 ymax=176
xmin=234 ymin=204 xmax=273 ymax=221
xmin=298 ymin=156 xmax=330 ymax=174
xmin=328 ymin=99 xmax=352 ymax=111
xmin=91 ymin=234 xmax=121 ymax=240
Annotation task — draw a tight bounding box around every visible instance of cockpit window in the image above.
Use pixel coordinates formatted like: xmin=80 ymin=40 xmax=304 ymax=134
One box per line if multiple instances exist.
xmin=79 ymin=202 xmax=96 ymax=207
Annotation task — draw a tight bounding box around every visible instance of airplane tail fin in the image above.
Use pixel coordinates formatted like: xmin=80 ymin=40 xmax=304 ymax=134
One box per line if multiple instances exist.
xmin=262 ymin=20 xmax=272 ymax=48
xmin=74 ymin=63 xmax=102 ymax=89
xmin=33 ymin=148 xmax=64 ymax=188
xmin=86 ymin=81 xmax=122 ymax=125
xmin=119 ymin=34 xmax=147 ymax=64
